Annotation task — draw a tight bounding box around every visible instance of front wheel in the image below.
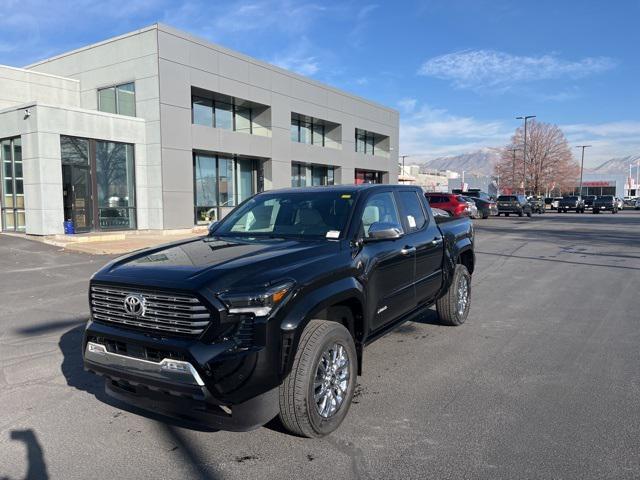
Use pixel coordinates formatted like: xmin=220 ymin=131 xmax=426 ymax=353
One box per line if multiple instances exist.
xmin=279 ymin=320 xmax=357 ymax=438
xmin=527 ymin=211 xmax=532 ymax=218
xmin=436 ymin=264 xmax=471 ymax=326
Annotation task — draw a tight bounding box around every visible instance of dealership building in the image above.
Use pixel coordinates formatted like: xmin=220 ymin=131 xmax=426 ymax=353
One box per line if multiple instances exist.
xmin=0 ymin=24 xmax=398 ymax=234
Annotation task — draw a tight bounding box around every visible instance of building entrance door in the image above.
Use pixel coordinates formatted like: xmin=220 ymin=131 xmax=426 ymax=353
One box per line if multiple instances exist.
xmin=62 ymin=164 xmax=93 ymax=232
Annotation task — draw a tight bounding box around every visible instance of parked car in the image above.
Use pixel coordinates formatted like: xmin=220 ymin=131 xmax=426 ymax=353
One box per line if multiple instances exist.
xmin=635 ymin=198 xmax=640 ymax=210
xmin=460 ymin=191 xmax=498 ymax=219
xmin=425 ymin=193 xmax=471 ymax=217
xmin=558 ymin=196 xmax=585 ymax=213
xmin=593 ymin=195 xmax=618 ymax=214
xmin=528 ymin=196 xmax=545 ymax=214
xmin=616 ymin=198 xmax=624 ymax=210
xmin=496 ymin=195 xmax=532 ymax=217
xmin=459 ymin=196 xmax=479 ymax=219
xmin=82 ymin=185 xmax=476 ymax=437
xmin=550 ymin=197 xmax=563 ymax=210
xmin=623 ymin=197 xmax=637 ymax=207
xmin=583 ymin=195 xmax=597 ymax=210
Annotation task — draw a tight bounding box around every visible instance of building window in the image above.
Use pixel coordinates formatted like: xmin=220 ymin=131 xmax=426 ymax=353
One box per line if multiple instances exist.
xmin=291 ymin=113 xmax=334 ymax=147
xmin=191 ymin=95 xmax=255 ymax=134
xmin=98 ymin=82 xmax=136 ymax=116
xmin=355 ymin=128 xmax=390 ymax=157
xmin=194 ymin=153 xmax=259 ymax=223
xmin=60 ymin=136 xmax=136 ymax=232
xmin=355 ymin=169 xmax=383 ymax=184
xmin=291 ymin=162 xmax=306 ymax=187
xmin=355 ymin=129 xmax=375 ymax=155
xmin=95 ymin=141 xmax=136 ymax=230
xmin=1 ymin=137 xmax=24 ymax=232
xmin=291 ymin=162 xmax=335 ymax=187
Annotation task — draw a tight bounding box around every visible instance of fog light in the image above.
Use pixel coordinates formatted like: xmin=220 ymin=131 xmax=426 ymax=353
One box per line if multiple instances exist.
xmin=87 ymin=342 xmax=106 ymax=355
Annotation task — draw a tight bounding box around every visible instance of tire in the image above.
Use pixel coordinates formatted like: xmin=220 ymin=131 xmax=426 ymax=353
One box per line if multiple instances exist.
xmin=518 ymin=211 xmax=523 ymax=217
xmin=505 ymin=213 xmax=510 ymax=217
xmin=482 ymin=211 xmax=489 ymax=219
xmin=279 ymin=320 xmax=357 ymax=438
xmin=436 ymin=264 xmax=471 ymax=326
xmin=527 ymin=211 xmax=532 ymax=218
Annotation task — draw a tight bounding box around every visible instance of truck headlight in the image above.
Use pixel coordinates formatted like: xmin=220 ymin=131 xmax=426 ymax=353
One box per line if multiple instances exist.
xmin=218 ymin=281 xmax=294 ymax=317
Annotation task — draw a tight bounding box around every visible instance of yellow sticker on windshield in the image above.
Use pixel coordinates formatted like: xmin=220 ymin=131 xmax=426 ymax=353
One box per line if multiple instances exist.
xmin=341 ymin=194 xmax=352 ymax=199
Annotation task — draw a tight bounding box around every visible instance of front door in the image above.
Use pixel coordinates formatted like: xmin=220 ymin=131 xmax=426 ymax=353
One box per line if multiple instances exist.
xmin=357 ymin=190 xmax=416 ymax=331
xmin=62 ymin=164 xmax=93 ymax=232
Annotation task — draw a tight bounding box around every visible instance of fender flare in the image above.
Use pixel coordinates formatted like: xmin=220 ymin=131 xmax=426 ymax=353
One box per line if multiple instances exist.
xmin=278 ymin=277 xmax=365 ymax=377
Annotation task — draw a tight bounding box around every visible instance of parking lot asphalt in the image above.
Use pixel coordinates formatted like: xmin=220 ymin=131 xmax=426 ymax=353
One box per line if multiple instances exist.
xmin=1 ymin=210 xmax=639 ymax=480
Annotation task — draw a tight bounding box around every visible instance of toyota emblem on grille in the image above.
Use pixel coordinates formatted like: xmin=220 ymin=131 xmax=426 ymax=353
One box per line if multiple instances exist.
xmin=123 ymin=294 xmax=146 ymax=317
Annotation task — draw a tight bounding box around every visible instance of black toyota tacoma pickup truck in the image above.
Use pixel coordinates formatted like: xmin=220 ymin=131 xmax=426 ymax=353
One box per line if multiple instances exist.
xmin=83 ymin=185 xmax=475 ymax=437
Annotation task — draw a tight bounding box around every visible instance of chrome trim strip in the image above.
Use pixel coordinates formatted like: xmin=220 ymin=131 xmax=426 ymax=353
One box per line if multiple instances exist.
xmin=85 ymin=342 xmax=205 ymax=386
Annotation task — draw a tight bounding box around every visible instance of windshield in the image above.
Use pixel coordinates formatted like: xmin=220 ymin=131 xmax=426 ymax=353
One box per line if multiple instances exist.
xmin=214 ymin=191 xmax=356 ymax=239
xmin=498 ymin=195 xmax=516 ymax=201
xmin=563 ymin=196 xmax=578 ymax=201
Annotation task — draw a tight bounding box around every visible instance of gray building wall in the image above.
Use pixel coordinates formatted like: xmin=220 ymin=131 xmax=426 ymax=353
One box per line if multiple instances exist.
xmin=0 ymin=102 xmax=146 ymax=234
xmin=6 ymin=23 xmax=398 ymax=232
xmin=0 ymin=65 xmax=80 ymax=110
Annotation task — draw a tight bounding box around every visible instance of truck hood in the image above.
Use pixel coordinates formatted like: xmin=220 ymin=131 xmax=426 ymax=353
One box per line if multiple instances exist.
xmin=93 ymin=235 xmax=342 ymax=291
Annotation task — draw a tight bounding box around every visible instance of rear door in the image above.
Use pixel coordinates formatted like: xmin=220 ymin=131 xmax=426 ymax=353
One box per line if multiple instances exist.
xmin=358 ymin=190 xmax=416 ymax=331
xmin=396 ymin=189 xmax=444 ymax=305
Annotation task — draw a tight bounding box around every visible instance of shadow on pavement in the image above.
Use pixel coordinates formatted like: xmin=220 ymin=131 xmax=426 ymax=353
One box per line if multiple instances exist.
xmin=1 ymin=429 xmax=49 ymax=480
xmin=14 ymin=317 xmax=87 ymax=337
xmin=57 ymin=325 xmax=223 ymax=479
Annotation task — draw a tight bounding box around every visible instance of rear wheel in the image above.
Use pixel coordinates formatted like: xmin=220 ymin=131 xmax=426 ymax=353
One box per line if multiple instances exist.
xmin=437 ymin=264 xmax=471 ymax=326
xmin=482 ymin=211 xmax=489 ymax=219
xmin=518 ymin=210 xmax=523 ymax=217
xmin=279 ymin=320 xmax=357 ymax=438
xmin=527 ymin=211 xmax=532 ymax=218
xmin=505 ymin=213 xmax=510 ymax=217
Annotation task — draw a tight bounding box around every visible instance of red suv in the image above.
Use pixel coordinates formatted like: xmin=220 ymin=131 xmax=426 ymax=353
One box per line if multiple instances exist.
xmin=425 ymin=193 xmax=471 ymax=217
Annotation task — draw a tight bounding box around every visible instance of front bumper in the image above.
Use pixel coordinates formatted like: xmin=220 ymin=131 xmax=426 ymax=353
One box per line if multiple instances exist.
xmin=83 ymin=320 xmax=281 ymax=431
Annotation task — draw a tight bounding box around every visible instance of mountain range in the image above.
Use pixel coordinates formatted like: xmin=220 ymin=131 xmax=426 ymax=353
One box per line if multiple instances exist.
xmin=418 ymin=149 xmax=640 ymax=178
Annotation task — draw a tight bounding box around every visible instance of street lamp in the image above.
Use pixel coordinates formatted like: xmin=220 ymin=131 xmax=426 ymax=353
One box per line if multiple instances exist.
xmin=399 ymin=155 xmax=410 ymax=184
xmin=575 ymin=145 xmax=591 ymax=196
xmin=516 ymin=115 xmax=536 ymax=194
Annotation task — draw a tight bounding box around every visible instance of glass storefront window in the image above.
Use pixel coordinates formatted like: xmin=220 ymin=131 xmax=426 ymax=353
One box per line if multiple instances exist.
xmin=60 ymin=136 xmax=89 ymax=166
xmin=218 ymin=157 xmax=235 ymax=207
xmin=95 ymin=141 xmax=136 ymax=230
xmin=193 ymin=153 xmax=257 ymax=223
xmin=237 ymin=158 xmax=254 ymax=203
xmin=1 ymin=137 xmax=25 ymax=231
xmin=355 ymin=169 xmax=383 ymax=185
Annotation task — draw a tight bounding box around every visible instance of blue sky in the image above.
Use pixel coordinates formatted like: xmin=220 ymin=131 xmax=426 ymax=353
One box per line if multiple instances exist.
xmin=1 ymin=0 xmax=638 ymax=166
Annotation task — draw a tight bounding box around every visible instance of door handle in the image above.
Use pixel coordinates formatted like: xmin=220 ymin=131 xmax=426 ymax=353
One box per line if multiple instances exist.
xmin=401 ymin=246 xmax=416 ymax=255
xmin=431 ymin=237 xmax=443 ymax=246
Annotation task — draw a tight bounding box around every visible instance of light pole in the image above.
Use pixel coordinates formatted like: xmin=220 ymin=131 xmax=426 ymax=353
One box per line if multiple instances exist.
xmin=399 ymin=155 xmax=410 ymax=184
xmin=575 ymin=145 xmax=591 ymax=197
xmin=516 ymin=115 xmax=536 ymax=194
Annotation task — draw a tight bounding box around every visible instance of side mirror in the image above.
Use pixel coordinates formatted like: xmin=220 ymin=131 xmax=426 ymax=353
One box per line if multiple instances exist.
xmin=365 ymin=222 xmax=403 ymax=241
xmin=208 ymin=221 xmax=219 ymax=235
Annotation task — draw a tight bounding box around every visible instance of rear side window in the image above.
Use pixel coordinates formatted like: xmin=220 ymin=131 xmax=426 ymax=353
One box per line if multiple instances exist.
xmin=426 ymin=195 xmax=439 ymax=204
xmin=398 ymin=191 xmax=427 ymax=232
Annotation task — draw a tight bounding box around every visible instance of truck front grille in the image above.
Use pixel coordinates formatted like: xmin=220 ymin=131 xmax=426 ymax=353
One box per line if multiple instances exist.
xmin=90 ymin=285 xmax=212 ymax=336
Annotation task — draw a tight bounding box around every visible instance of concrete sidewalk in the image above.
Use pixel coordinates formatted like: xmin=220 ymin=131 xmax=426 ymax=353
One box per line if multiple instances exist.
xmin=1 ymin=227 xmax=207 ymax=255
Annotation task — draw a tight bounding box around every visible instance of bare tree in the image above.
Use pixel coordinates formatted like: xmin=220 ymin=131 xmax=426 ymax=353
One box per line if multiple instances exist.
xmin=495 ymin=120 xmax=579 ymax=195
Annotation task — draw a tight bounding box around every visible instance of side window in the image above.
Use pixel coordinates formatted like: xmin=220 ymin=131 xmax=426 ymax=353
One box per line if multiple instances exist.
xmin=398 ymin=191 xmax=427 ymax=232
xmin=427 ymin=196 xmax=438 ymax=204
xmin=360 ymin=192 xmax=402 ymax=238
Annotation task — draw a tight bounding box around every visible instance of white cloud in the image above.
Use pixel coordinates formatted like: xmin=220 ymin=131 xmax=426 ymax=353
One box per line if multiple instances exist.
xmin=270 ymin=38 xmax=320 ymax=76
xmin=400 ymin=102 xmax=512 ymax=161
xmin=397 ymin=97 xmax=417 ymax=113
xmin=418 ymin=50 xmax=616 ymax=91
xmin=561 ymin=121 xmax=640 ymax=166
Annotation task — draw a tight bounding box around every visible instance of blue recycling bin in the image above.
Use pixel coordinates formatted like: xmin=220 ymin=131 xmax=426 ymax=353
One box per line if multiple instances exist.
xmin=63 ymin=220 xmax=75 ymax=235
